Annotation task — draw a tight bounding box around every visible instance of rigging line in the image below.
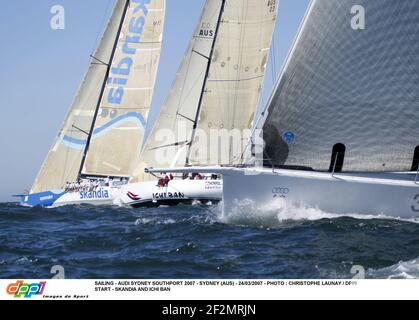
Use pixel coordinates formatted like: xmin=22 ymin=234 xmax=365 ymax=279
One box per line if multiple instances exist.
xmin=71 ymin=125 xmax=90 ymax=136
xmin=186 ymin=0 xmax=227 ymax=165
xmin=91 ymin=0 xmax=114 ymax=55
xmin=170 ymin=3 xmax=221 ymax=121
xmin=78 ymin=0 xmax=131 ymax=181
xmin=61 ymin=132 xmax=71 ymax=187
xmin=176 ymin=112 xmax=196 ymax=124
xmin=173 ymin=68 xmax=207 ymax=119
xmin=174 ymin=41 xmax=196 ymax=118
xmin=148 ymin=140 xmax=190 ymax=151
xmin=230 ymin=1 xmax=249 ymax=164
xmin=172 ymin=4 xmax=218 ymax=119
xmin=172 ymin=1 xmax=216 ymax=121
xmin=273 ymin=36 xmax=277 ymax=79
xmin=192 ymin=49 xmax=210 ymax=60
xmin=270 ymin=37 xmax=277 ymax=85
xmin=90 ymin=55 xmax=109 ymax=66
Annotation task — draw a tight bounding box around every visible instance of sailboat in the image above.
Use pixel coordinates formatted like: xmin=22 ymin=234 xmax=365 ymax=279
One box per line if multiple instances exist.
xmin=148 ymin=0 xmax=419 ymax=219
xmin=15 ymin=0 xmax=165 ymax=207
xmin=117 ymin=0 xmax=278 ymax=207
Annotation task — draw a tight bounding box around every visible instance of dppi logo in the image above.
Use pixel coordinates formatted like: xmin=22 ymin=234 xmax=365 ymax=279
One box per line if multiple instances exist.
xmin=272 ymin=187 xmax=290 ymax=198
xmin=6 ymin=280 xmax=46 ymax=298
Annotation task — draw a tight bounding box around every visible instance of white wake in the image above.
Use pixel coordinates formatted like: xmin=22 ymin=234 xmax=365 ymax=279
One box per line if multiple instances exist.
xmin=217 ymin=198 xmax=419 ymax=227
xmin=367 ymin=258 xmax=419 ymax=279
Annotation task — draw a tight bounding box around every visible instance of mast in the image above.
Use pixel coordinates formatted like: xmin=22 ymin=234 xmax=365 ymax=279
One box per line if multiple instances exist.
xmin=77 ymin=0 xmax=130 ymax=181
xmin=185 ymin=0 xmax=227 ymax=165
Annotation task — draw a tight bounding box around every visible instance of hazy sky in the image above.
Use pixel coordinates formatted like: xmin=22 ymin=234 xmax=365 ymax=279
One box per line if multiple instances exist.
xmin=0 ymin=0 xmax=309 ymax=202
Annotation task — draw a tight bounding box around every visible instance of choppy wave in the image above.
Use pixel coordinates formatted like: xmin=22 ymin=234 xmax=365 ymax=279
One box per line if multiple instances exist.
xmin=1 ymin=202 xmax=419 ymax=279
xmin=368 ymin=258 xmax=419 ymax=279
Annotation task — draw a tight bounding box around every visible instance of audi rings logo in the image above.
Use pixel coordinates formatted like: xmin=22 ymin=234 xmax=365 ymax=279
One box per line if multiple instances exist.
xmin=272 ymin=187 xmax=290 ymax=198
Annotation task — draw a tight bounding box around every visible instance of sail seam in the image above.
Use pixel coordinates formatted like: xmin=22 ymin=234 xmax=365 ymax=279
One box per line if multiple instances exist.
xmin=207 ymin=75 xmax=265 ymax=83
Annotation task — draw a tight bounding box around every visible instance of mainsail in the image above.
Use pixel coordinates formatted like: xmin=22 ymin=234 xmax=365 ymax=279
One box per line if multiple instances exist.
xmin=261 ymin=0 xmax=419 ymax=172
xmin=187 ymin=0 xmax=278 ymax=166
xmin=82 ymin=0 xmax=165 ymax=178
xmin=31 ymin=0 xmax=165 ymax=193
xmin=131 ymin=0 xmax=278 ymax=182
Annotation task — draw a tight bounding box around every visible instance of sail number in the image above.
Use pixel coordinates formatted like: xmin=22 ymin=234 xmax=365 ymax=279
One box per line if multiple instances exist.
xmin=268 ymin=0 xmax=277 ymax=13
xmin=412 ymin=194 xmax=419 ymax=213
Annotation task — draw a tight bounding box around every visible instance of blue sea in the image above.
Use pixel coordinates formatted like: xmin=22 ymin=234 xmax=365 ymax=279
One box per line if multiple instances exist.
xmin=1 ymin=202 xmax=419 ymax=279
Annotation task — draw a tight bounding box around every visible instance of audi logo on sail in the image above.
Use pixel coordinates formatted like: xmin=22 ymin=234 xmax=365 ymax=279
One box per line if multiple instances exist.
xmin=272 ymin=187 xmax=290 ymax=195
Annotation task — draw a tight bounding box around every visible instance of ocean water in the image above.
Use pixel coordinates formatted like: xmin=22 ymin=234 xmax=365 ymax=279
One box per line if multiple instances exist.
xmin=1 ymin=202 xmax=419 ymax=279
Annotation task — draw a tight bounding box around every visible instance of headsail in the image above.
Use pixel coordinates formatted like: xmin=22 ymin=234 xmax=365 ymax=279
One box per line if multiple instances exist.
xmin=82 ymin=0 xmax=165 ymax=178
xmin=187 ymin=0 xmax=278 ymax=166
xmin=31 ymin=0 xmax=165 ymax=193
xmin=131 ymin=0 xmax=278 ymax=182
xmin=261 ymin=0 xmax=419 ymax=172
xmin=31 ymin=0 xmax=128 ymax=193
xmin=131 ymin=0 xmax=224 ymax=182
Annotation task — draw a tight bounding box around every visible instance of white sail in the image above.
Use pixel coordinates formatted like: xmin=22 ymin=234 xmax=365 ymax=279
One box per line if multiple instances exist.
xmin=82 ymin=0 xmax=165 ymax=178
xmin=131 ymin=0 xmax=223 ymax=182
xmin=187 ymin=0 xmax=278 ymax=166
xmin=31 ymin=0 xmax=128 ymax=193
xmin=261 ymin=0 xmax=419 ymax=172
xmin=131 ymin=0 xmax=278 ymax=182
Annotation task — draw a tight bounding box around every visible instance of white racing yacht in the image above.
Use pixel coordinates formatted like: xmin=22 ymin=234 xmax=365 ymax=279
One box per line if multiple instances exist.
xmin=117 ymin=0 xmax=279 ymax=207
xmin=147 ymin=0 xmax=419 ymax=219
xmin=15 ymin=0 xmax=166 ymax=207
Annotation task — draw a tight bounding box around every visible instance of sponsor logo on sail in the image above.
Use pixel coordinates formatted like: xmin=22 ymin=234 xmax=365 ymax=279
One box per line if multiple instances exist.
xmin=107 ymin=0 xmax=152 ymax=106
xmin=80 ymin=188 xmax=110 ymax=200
xmin=6 ymin=280 xmax=46 ymax=298
xmin=272 ymin=187 xmax=290 ymax=198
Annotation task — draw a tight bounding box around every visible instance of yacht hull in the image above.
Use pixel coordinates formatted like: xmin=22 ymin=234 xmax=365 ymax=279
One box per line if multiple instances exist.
xmin=16 ymin=187 xmax=118 ymax=208
xmin=222 ymin=168 xmax=419 ymax=219
xmin=145 ymin=167 xmax=419 ymax=219
xmin=118 ymin=179 xmax=223 ymax=207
